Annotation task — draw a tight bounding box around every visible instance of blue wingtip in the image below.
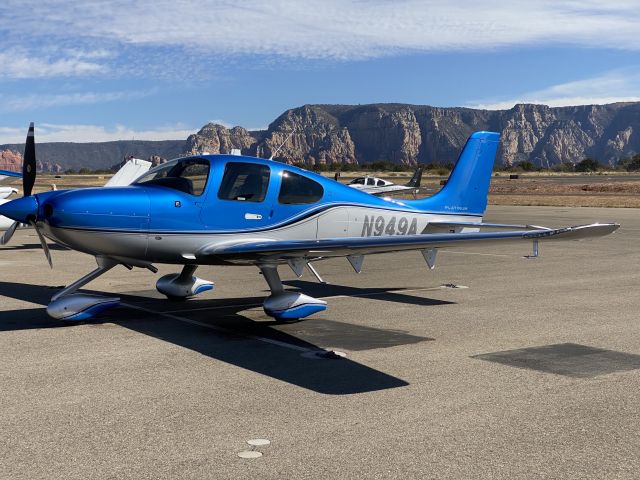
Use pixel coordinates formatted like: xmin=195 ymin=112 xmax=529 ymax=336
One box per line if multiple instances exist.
xmin=0 ymin=170 xmax=23 ymax=179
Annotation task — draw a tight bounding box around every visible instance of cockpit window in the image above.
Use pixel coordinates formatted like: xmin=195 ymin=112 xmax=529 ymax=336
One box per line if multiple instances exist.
xmin=278 ymin=170 xmax=324 ymax=205
xmin=134 ymin=158 xmax=210 ymax=196
xmin=218 ymin=162 xmax=270 ymax=202
xmin=350 ymin=177 xmax=365 ymax=185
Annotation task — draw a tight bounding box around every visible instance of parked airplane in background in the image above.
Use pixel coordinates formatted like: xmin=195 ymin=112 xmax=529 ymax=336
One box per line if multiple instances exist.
xmin=0 ymin=170 xmax=21 ymax=200
xmin=348 ymin=167 xmax=423 ymax=196
xmin=0 ymin=124 xmax=618 ymax=322
xmin=0 ymin=170 xmax=22 ymax=230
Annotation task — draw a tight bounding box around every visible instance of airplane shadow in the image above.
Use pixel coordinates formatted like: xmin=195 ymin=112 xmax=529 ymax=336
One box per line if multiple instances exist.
xmin=0 ymin=280 xmax=450 ymax=395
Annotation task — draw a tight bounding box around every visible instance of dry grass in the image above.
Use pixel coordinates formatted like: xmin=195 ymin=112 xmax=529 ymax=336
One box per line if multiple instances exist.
xmin=19 ymin=173 xmax=640 ymax=208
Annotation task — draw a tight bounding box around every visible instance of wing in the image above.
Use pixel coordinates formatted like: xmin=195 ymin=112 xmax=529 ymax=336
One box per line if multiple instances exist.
xmin=0 ymin=170 xmax=22 ymax=186
xmin=104 ymin=158 xmax=152 ymax=187
xmin=198 ymin=223 xmax=619 ymax=263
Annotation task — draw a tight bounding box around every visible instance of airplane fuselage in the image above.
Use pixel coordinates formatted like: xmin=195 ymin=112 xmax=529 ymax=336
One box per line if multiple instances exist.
xmin=35 ymin=155 xmax=479 ymax=265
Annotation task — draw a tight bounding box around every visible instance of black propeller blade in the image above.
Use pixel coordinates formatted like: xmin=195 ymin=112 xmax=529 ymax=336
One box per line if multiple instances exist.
xmin=23 ymin=122 xmax=36 ymax=197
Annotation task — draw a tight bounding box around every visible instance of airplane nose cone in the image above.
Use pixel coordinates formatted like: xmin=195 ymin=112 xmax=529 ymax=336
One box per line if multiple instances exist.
xmin=0 ymin=195 xmax=38 ymax=223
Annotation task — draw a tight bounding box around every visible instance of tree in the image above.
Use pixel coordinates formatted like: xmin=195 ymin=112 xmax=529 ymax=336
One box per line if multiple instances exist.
xmin=622 ymin=154 xmax=640 ymax=172
xmin=575 ymin=158 xmax=600 ymax=172
xmin=515 ymin=160 xmax=536 ymax=172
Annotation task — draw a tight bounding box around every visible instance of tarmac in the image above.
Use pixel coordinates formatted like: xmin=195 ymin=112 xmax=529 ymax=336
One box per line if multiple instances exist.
xmin=0 ymin=205 xmax=638 ymax=479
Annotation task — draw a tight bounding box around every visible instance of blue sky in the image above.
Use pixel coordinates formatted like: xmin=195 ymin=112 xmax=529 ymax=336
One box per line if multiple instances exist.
xmin=1 ymin=0 xmax=639 ymax=143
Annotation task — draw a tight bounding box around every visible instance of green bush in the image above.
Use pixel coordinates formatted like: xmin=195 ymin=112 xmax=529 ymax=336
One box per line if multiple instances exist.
xmin=575 ymin=158 xmax=600 ymax=172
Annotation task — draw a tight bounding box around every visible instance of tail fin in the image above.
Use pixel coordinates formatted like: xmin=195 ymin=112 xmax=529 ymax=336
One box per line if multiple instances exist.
xmin=405 ymin=166 xmax=423 ymax=188
xmin=406 ymin=131 xmax=500 ymax=216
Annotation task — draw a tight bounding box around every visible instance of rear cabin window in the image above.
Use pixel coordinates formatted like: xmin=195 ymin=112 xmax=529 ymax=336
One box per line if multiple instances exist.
xmin=218 ymin=162 xmax=270 ymax=202
xmin=278 ymin=171 xmax=324 ymax=205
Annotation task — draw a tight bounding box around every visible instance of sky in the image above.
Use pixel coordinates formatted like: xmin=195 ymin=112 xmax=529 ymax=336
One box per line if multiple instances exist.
xmin=1 ymin=0 xmax=639 ymax=144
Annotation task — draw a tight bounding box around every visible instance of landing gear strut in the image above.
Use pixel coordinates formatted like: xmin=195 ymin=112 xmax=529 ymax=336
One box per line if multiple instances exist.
xmin=47 ymin=256 xmax=121 ymax=321
xmin=259 ymin=263 xmax=326 ymax=321
xmin=156 ymin=265 xmax=214 ymax=300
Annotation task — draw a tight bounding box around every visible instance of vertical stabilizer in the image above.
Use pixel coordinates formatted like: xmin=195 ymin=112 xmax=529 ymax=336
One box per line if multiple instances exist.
xmin=406 ymin=131 xmax=500 ymax=216
xmin=405 ymin=166 xmax=423 ymax=188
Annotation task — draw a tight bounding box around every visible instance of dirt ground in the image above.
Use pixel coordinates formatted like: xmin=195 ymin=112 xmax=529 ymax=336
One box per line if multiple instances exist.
xmin=23 ymin=172 xmax=640 ymax=208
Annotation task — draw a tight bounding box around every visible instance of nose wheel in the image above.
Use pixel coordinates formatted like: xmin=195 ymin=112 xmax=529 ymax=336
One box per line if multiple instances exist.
xmin=47 ymin=257 xmax=121 ymax=321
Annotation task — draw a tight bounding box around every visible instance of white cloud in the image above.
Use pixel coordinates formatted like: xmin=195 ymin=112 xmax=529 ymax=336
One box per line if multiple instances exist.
xmin=468 ymin=69 xmax=640 ymax=109
xmin=0 ymin=123 xmax=195 ymax=144
xmin=0 ymin=90 xmax=155 ymax=113
xmin=0 ymin=50 xmax=107 ymax=79
xmin=2 ymin=0 xmax=640 ymax=61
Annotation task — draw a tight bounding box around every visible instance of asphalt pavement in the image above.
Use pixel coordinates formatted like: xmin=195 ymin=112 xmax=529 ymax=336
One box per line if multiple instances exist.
xmin=0 ymin=205 xmax=638 ymax=479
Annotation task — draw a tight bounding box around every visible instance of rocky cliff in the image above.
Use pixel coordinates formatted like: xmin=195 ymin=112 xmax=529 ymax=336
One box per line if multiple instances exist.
xmin=3 ymin=102 xmax=640 ymax=171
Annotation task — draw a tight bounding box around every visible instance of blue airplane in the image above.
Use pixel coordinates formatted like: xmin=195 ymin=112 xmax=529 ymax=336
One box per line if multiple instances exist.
xmin=0 ymin=124 xmax=619 ymax=321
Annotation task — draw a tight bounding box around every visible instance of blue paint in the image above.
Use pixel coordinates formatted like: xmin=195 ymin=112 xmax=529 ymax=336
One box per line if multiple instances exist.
xmin=194 ymin=283 xmax=214 ymax=295
xmin=405 ymin=131 xmax=500 ymax=215
xmin=0 ymin=195 xmax=38 ymax=223
xmin=61 ymin=299 xmax=120 ymax=321
xmin=265 ymin=302 xmax=327 ymax=320
xmin=0 ymin=170 xmax=22 ymax=178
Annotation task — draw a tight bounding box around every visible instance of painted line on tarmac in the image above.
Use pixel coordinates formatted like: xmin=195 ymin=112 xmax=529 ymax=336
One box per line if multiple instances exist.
xmin=120 ymin=302 xmax=310 ymax=353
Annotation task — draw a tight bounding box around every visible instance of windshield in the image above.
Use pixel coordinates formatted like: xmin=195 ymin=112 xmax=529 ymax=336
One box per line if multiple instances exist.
xmin=134 ymin=158 xmax=210 ymax=196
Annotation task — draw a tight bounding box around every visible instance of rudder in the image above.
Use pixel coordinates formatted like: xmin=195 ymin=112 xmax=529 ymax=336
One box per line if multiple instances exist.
xmin=406 ymin=131 xmax=500 ymax=216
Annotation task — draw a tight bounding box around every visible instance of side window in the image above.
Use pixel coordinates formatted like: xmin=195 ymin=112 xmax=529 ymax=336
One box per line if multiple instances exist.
xmin=218 ymin=162 xmax=270 ymax=202
xmin=376 ymin=179 xmax=385 ymax=186
xmin=366 ymin=178 xmax=375 ymax=186
xmin=278 ymin=171 xmax=324 ymax=205
xmin=181 ymin=162 xmax=209 ymax=195
xmin=134 ymin=158 xmax=210 ymax=196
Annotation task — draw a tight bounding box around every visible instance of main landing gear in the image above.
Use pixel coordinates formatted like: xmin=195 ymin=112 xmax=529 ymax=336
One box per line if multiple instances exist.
xmin=156 ymin=265 xmax=215 ymax=300
xmin=259 ymin=263 xmax=326 ymax=321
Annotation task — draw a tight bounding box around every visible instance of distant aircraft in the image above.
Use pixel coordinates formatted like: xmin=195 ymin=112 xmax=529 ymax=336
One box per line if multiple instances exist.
xmin=0 ymin=170 xmax=22 ymax=230
xmin=0 ymin=124 xmax=618 ymax=321
xmin=347 ymin=166 xmax=423 ymax=196
xmin=0 ymin=170 xmax=21 ymax=200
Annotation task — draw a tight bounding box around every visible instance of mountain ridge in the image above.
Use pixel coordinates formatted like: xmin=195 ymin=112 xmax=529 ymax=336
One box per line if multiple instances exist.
xmin=2 ymin=102 xmax=639 ymax=171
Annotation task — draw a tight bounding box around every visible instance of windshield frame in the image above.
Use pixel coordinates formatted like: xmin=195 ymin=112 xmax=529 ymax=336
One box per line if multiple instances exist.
xmin=133 ymin=157 xmax=211 ymax=197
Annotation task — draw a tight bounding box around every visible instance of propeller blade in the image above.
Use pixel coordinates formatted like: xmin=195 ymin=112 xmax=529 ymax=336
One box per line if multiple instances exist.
xmin=23 ymin=122 xmax=36 ymax=197
xmin=29 ymin=220 xmax=52 ymax=268
xmin=0 ymin=221 xmax=18 ymax=245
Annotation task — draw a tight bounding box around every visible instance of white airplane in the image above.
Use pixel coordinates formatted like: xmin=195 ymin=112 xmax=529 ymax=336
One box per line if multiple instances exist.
xmin=348 ymin=167 xmax=423 ymax=196
xmin=0 ymin=170 xmax=21 ymax=200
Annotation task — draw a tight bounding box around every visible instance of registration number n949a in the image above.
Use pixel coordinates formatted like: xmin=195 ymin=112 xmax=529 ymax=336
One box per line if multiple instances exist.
xmin=361 ymin=215 xmax=418 ymax=237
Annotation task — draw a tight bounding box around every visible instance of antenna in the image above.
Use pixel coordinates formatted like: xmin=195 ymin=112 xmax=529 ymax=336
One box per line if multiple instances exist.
xmin=269 ymin=127 xmax=296 ymax=160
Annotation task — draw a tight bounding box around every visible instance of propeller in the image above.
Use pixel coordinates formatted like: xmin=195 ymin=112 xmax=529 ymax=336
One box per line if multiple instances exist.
xmin=0 ymin=220 xmax=18 ymax=245
xmin=0 ymin=123 xmax=35 ymax=246
xmin=0 ymin=122 xmax=52 ymax=267
xmin=23 ymin=122 xmax=36 ymax=197
xmin=30 ymin=220 xmax=52 ymax=268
